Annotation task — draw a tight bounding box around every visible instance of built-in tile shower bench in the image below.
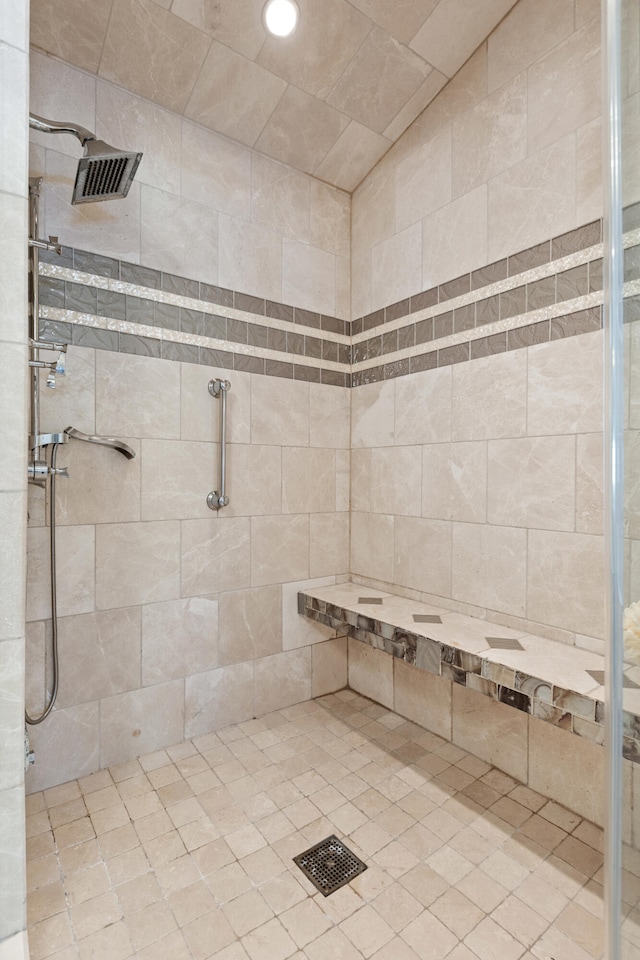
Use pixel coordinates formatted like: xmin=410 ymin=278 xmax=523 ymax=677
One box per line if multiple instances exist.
xmin=298 ymin=582 xmax=640 ymax=827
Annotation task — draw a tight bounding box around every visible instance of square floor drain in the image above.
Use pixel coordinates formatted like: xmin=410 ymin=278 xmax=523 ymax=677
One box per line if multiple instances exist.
xmin=293 ymin=835 xmax=367 ymax=896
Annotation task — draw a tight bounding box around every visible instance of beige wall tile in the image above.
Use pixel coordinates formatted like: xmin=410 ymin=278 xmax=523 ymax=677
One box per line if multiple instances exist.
xmin=452 ymin=522 xmax=527 ymax=617
xmin=251 ymin=154 xmax=310 ymax=243
xmin=96 ymin=520 xmax=180 ymax=610
xmin=181 ymin=364 xmax=251 ymax=445
xmin=351 ymin=512 xmax=394 ymax=583
xmin=410 ymin=0 xmax=517 ymax=77
xmin=383 ymin=69 xmax=448 ymax=142
xmin=185 ymin=663 xmax=254 ymax=738
xmin=576 ymin=0 xmax=600 ymax=27
xmin=225 ymin=444 xmax=282 ymax=518
xmin=282 ymin=239 xmax=336 ymax=315
xmin=251 ymin=376 xmax=310 ymax=447
xmin=527 ymin=332 xmax=603 ymax=437
xmin=528 ymin=717 xmax=604 ymax=825
xmin=352 ymin=166 xmax=395 ymax=257
xmin=40 ymin=347 xmax=95 ymax=437
xmin=56 ymin=437 xmax=140 ymax=526
xmin=25 ymin=622 xmax=46 ymax=717
xmin=218 ymin=586 xmax=281 ymax=665
xmin=452 ymin=350 xmax=527 ymax=442
xmin=181 ymin=517 xmax=251 ymax=596
xmin=312 ymin=637 xmax=348 ymax=697
xmin=100 ymin=681 xmax=185 ymax=768
xmin=30 ymin=0 xmax=111 ymax=72
xmin=218 ymin=214 xmax=282 ymax=303
xmin=142 ymin=597 xmax=218 ymax=684
xmin=487 ymin=135 xmax=576 ymax=262
xmin=281 ymin=577 xmax=336 ymax=651
xmin=56 ymin=608 xmax=142 ymax=707
xmin=394 ymin=659 xmax=452 ymax=739
xmin=140 ymin=184 xmax=218 ymax=285
xmin=309 ymin=384 xmax=350 ymax=450
xmin=315 ymin=122 xmax=391 ymax=193
xmin=576 ymin=117 xmax=603 ymax=226
xmin=487 ymin=436 xmax=576 ymax=531
xmin=27 ymin=702 xmax=100 ymax=793
xmin=527 ymin=530 xmax=605 ymax=638
xmin=0 ymin=490 xmax=27 ymax=636
xmin=250 ymin=515 xmax=309 ymax=587
xmin=0 ymin=194 xmax=28 ymax=344
xmin=423 ymin=184 xmax=488 ymax=289
xmin=370 ymin=447 xmax=421 ymax=517
xmin=186 ymin=40 xmax=287 ymax=147
xmin=372 ymin=221 xmax=423 ymax=311
xmin=395 ymin=367 xmax=452 ymax=446
xmin=395 ymin=127 xmax=452 ymax=232
xmin=254 ymin=649 xmax=312 ymax=716
xmin=351 ymin=449 xmax=371 ymax=513
xmin=283 ymin=446 xmax=335 ymax=514
xmin=96 ymin=352 xmax=180 ymax=440
xmin=422 ymin=441 xmax=487 ymax=523
xmin=352 ymin=379 xmax=395 ymax=449
xmin=309 ymin=513 xmax=350 ymax=579
xmin=348 ymin=638 xmax=394 ymax=709
xmin=256 ymin=86 xmax=349 ymax=177
xmin=27 ymin=525 xmax=95 ymax=621
xmin=141 ymin=440 xmax=216 ymax=521
xmin=487 ymin=0 xmax=575 ymax=92
xmin=309 ymin=181 xmax=350 ymax=258
xmin=452 ymin=684 xmax=528 ymax=781
xmin=394 ymin=516 xmax=452 ymax=597
xmin=30 ymin=51 xmax=96 ymax=160
xmin=527 ymin=18 xmax=601 ymax=154
xmin=0 ymin=640 xmax=26 ymax=792
xmin=181 ymin=121 xmax=251 ymax=220
xmin=351 ymin=249 xmax=372 ymax=320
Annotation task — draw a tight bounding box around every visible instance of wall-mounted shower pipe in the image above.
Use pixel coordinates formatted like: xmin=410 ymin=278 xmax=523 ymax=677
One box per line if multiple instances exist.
xmin=207 ymin=378 xmax=231 ymax=510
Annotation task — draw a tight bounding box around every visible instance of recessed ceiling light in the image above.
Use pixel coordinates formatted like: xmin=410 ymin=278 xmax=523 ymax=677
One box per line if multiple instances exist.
xmin=263 ymin=0 xmax=300 ymax=37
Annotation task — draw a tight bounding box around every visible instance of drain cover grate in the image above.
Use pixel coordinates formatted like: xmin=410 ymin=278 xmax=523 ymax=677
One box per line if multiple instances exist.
xmin=293 ymin=835 xmax=367 ymax=896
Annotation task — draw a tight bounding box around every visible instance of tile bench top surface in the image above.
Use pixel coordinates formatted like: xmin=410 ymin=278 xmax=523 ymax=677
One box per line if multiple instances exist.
xmin=297 ymin=582 xmax=640 ymax=763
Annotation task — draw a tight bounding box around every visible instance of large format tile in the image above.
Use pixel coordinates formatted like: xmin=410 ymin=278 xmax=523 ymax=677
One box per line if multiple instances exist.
xmin=182 ymin=121 xmax=251 ymax=220
xmin=55 ymin=437 xmax=141 ymax=526
xmin=395 ymin=127 xmax=452 ymax=232
xmin=142 ymin=597 xmax=218 ymax=684
xmin=487 ymin=0 xmax=575 ymax=92
xmin=27 ymin=525 xmax=95 ymax=621
xmin=96 ymin=352 xmax=180 ymax=440
xmin=527 ymin=530 xmax=605 ymax=638
xmin=254 ymin=648 xmax=311 ymax=716
xmin=309 ymin=513 xmax=350 ymax=579
xmin=225 ymin=444 xmax=282 ymax=518
xmin=251 ymin=377 xmax=309 ymax=447
xmin=351 ymin=512 xmax=394 ymax=583
xmin=422 ymin=184 xmax=488 ymax=290
xmin=452 ymin=684 xmax=528 ymax=781
xmin=30 ymin=0 xmax=111 ymax=73
xmin=282 ymin=239 xmax=336 ymax=316
xmin=394 ymin=658 xmax=452 ymax=740
xmin=181 ymin=364 xmax=251 ymax=445
xmin=140 ymin=440 xmax=215 ymax=521
xmin=370 ymin=447 xmax=422 ymax=517
xmin=256 ymin=86 xmax=349 ymax=177
xmin=250 ymin=515 xmax=309 ymax=587
xmin=348 ymin=638 xmax=394 ymax=709
xmin=185 ymin=662 xmax=253 ymax=737
xmin=410 ymin=0 xmax=517 ymax=78
xmin=218 ymin=214 xmax=282 ymax=303
xmin=394 ymin=516 xmax=452 ymax=598
xmin=218 ymin=585 xmax=281 ymax=665
xmin=528 ymin=716 xmax=604 ymax=825
xmin=100 ymin=681 xmax=185 ymax=767
xmin=452 ymin=350 xmax=527 ymax=442
xmin=27 ymin=702 xmax=100 ymax=792
xmin=140 ymin=185 xmax=218 ymax=285
xmin=422 ymin=441 xmax=487 ymax=523
xmin=527 ymin=332 xmax=603 ymax=437
xmin=352 ymin=379 xmax=395 ymax=449
xmin=181 ymin=517 xmax=251 ymax=596
xmin=96 ymin=521 xmax=180 ymax=610
xmin=452 ymin=522 xmax=527 ymax=617
xmin=372 ymin=221 xmax=423 ymax=311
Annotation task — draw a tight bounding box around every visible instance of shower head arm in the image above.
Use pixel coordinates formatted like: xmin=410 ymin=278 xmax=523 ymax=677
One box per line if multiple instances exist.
xmin=29 ymin=113 xmax=96 ymax=147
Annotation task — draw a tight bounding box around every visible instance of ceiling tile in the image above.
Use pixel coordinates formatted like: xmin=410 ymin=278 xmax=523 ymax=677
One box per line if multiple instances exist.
xmin=99 ymin=0 xmax=211 ymax=113
xmin=170 ymin=0 xmax=267 ymax=60
xmin=383 ymin=69 xmax=448 ymax=141
xmin=30 ymin=0 xmax=113 ymax=73
xmin=255 ymin=86 xmax=350 ymax=176
xmin=314 ymin=121 xmax=391 ymax=193
xmin=185 ymin=40 xmax=287 ymax=147
xmin=410 ymin=0 xmax=519 ymax=79
xmin=346 ymin=0 xmax=440 ymax=44
xmin=326 ymin=27 xmax=432 ymax=134
xmin=257 ymin=0 xmax=372 ymax=100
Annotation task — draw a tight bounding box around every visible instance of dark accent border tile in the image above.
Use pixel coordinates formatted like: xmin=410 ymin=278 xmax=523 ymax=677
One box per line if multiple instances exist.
xmin=120 ymin=261 xmax=161 ymax=289
xmin=410 ymin=288 xmax=438 ymax=313
xmin=322 ymin=369 xmax=349 ymax=387
xmin=438 ymin=343 xmax=469 ymax=366
xmin=265 ymin=360 xmax=294 ymax=379
xmin=439 ymin=274 xmax=470 ymax=301
xmin=471 ymin=259 xmax=507 ymax=290
xmin=234 ymin=354 xmax=265 ymax=375
xmin=470 ymin=332 xmax=507 ymax=359
xmin=384 ymin=359 xmax=410 ymax=379
xmin=294 ymin=364 xmax=320 ymax=382
xmin=267 ymin=300 xmax=294 ymax=323
xmin=119 ymin=333 xmax=162 ymax=358
xmin=295 ymin=307 xmax=321 ymax=329
xmin=552 ymin=220 xmax=601 ymax=258
xmin=162 ymin=341 xmax=199 ymax=363
xmin=200 ymin=347 xmax=234 ymax=369
xmin=72 ymin=326 xmax=118 ymax=351
xmin=386 ymin=298 xmax=411 ymax=323
xmin=507 ymin=320 xmax=550 ymax=350
xmin=550 ymin=308 xmax=602 ymax=339
xmin=97 ymin=289 xmax=126 ymax=321
xmin=362 ymin=308 xmax=385 ymax=332
xmin=39 ymin=319 xmax=72 ymax=343
xmin=201 ymin=283 xmax=234 ymax=309
xmin=410 ymin=352 xmax=437 ymax=374
xmin=40 ymin=245 xmax=73 ymax=268
xmin=162 ymin=272 xmax=199 ymax=299
xmin=73 ymin=249 xmax=119 ymax=279
xmin=508 ymin=240 xmax=551 ymax=275
xmin=235 ymin=292 xmax=265 ymax=315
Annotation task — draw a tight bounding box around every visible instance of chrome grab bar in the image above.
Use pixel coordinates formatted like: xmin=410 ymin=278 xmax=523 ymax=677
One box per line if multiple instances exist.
xmin=207 ymin=378 xmax=231 ymax=510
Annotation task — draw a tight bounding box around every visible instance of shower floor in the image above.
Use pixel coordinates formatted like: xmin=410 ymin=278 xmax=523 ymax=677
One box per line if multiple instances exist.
xmin=25 ymin=690 xmax=607 ymax=960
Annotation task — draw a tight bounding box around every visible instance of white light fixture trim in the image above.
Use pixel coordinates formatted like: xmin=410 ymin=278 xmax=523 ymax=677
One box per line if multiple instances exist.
xmin=263 ymin=0 xmax=300 ymax=37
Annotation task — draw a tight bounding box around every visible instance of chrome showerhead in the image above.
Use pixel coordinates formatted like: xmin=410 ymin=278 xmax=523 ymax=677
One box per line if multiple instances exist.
xmin=72 ymin=139 xmax=142 ymax=205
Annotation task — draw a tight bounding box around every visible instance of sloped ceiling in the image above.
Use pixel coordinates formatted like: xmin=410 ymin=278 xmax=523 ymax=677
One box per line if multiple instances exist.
xmin=30 ymin=0 xmax=518 ymax=191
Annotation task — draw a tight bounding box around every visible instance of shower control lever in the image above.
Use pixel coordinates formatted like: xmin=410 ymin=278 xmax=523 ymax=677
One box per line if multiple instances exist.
xmin=28 ymin=461 xmax=69 ymax=481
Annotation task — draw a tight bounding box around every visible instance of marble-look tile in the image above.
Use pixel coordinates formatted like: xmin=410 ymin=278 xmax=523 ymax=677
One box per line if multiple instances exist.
xmin=328 ymin=26 xmax=431 ymax=134
xmin=452 ymin=684 xmax=528 ymax=782
xmin=312 ymin=637 xmax=348 ymax=697
xmin=336 ymin=450 xmax=350 ymax=512
xmin=0 ymin=348 xmax=26 ymax=492
xmin=251 ymin=376 xmax=309 ymax=447
xmin=2 ymin=0 xmax=27 ymax=49
xmin=181 ymin=121 xmax=252 ymax=221
xmin=527 ymin=18 xmax=601 ymax=154
xmin=452 ymin=349 xmax=527 ymax=442
xmin=351 ymin=249 xmax=373 ymax=322
xmin=181 ymin=517 xmax=251 ymax=596
xmin=410 ymin=0 xmax=517 ymax=78
xmin=186 ymin=40 xmax=286 ymax=147
xmin=0 ymin=194 xmax=28 ymax=344
xmin=251 ymin=154 xmax=310 ymax=244
xmin=395 ymin=127 xmax=452 ymax=233
xmin=282 ymin=240 xmax=336 ymax=316
xmin=576 ymin=0 xmax=601 ymax=26
xmin=487 ymin=435 xmax=576 ymax=531
xmin=372 ymin=222 xmax=423 ymax=312
xmin=384 ymin=69 xmax=449 ymax=143
xmin=96 ymin=350 xmax=180 ymax=440
xmin=99 ymin=0 xmax=210 ymax=112
xmin=352 ymin=165 xmax=395 ymax=256
xmin=218 ymin=214 xmax=282 ymax=304
xmin=487 ymin=135 xmax=576 ymax=263
xmin=30 ymin=0 xmax=111 ymax=72
xmin=309 ymin=181 xmax=350 ymax=259
xmin=25 ymin=621 xmax=46 ymax=719
xmin=27 ymin=702 xmax=100 ymax=792
xmin=527 ymin=331 xmax=603 ymax=436
xmin=370 ymin=447 xmax=422 ymax=517
xmin=422 ymin=441 xmax=487 ymax=523
xmin=309 ymin=513 xmax=350 ymax=579
xmin=487 ymin=0 xmax=574 ymax=92
xmin=452 ymin=522 xmax=527 ymax=617
xmin=30 ymin=51 xmax=96 ymax=160
xmin=348 ymin=638 xmax=394 ymax=709
xmin=351 ymin=512 xmax=394 ymax=583
xmin=394 ymin=367 xmax=451 ymax=445
xmin=170 ymin=0 xmax=265 ymax=58
xmin=309 ymin=383 xmax=350 ymax=449
xmin=352 ymin=379 xmax=395 ymax=448
xmin=423 ymin=185 xmax=488 ymax=290
xmin=26 ymin=524 xmax=94 ymax=621
xmin=314 ymin=122 xmax=391 ymax=193
xmin=142 ymin=597 xmax=218 ymax=684
xmin=225 ymin=444 xmax=282 ymax=518
xmin=141 ymin=439 xmax=215 ymax=520
xmin=100 ymin=681 xmax=185 ymax=768
xmin=141 ymin=185 xmax=218 ymax=286
xmin=0 ymin=784 xmax=26 ymax=938
xmin=527 ymin=530 xmax=605 ymax=638
xmin=95 ymin=520 xmax=180 ymax=610
xmin=181 ymin=364 xmax=250 ymax=445
xmin=577 ymin=117 xmax=603 ymax=227
xmin=185 ymin=663 xmax=254 ymax=738
xmin=55 ymin=436 xmax=140 ymax=525
xmin=39 ymin=346 xmax=95 ymax=436
xmin=256 ymin=86 xmax=349 ymax=177
xmin=528 ymin=716 xmax=604 ymax=825
xmin=0 ymin=640 xmax=25 ymax=791
xmin=282 ymin=577 xmax=335 ymax=651
xmin=250 ymin=515 xmax=309 ymax=587
xmin=452 ymin=73 xmax=527 ymax=198
xmin=349 ymin=0 xmax=438 ymax=44
xmin=394 ymin=658 xmax=452 ymax=740
xmin=56 ymin=607 xmax=142 ymax=708
xmin=254 ymin=649 xmax=311 ymax=716
xmin=394 ymin=516 xmax=452 ymax=598
xmin=218 ymin=585 xmax=280 ymax=665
